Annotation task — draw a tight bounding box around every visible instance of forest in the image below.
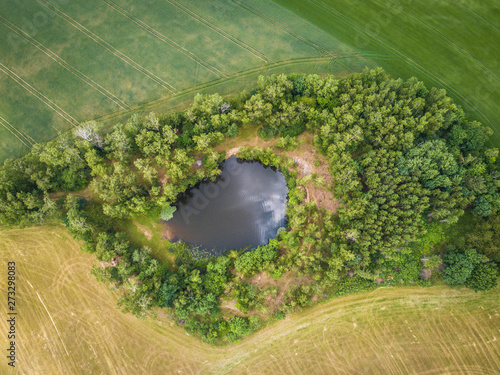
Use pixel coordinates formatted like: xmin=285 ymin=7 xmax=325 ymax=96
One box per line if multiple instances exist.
xmin=0 ymin=69 xmax=498 ymax=344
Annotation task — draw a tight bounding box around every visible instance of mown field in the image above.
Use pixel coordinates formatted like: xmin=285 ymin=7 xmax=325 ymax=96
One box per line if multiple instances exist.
xmin=2 ymin=0 xmax=499 ymax=163
xmin=1 ymin=225 xmax=499 ymax=374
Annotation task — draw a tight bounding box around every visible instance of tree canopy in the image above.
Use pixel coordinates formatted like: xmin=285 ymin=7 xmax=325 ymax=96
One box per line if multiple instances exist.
xmin=1 ymin=69 xmax=498 ymax=343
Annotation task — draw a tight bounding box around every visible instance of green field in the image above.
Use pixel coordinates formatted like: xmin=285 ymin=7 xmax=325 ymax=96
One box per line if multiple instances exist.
xmin=1 ymin=225 xmax=499 ymax=374
xmin=275 ymin=0 xmax=500 ymax=144
xmin=1 ymin=0 xmax=499 ymax=163
xmin=0 ymin=0 xmax=367 ymax=162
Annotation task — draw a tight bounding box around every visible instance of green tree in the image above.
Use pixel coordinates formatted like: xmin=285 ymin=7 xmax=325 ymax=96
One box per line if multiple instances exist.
xmin=465 ymin=263 xmax=498 ymax=292
xmin=157 ymin=282 xmax=179 ymax=307
xmin=160 ymin=206 xmax=177 ymax=221
xmin=441 ymin=246 xmax=487 ymax=285
xmin=466 ymin=213 xmax=500 ymax=261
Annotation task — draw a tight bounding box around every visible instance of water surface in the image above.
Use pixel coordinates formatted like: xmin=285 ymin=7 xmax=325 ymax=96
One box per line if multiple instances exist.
xmin=164 ymin=156 xmax=288 ymax=255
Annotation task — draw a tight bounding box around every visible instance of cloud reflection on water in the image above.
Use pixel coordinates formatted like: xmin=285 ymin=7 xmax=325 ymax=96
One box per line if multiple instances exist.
xmin=165 ymin=156 xmax=288 ymax=256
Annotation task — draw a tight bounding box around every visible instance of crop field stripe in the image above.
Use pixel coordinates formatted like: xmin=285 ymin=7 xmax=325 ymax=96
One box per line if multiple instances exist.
xmin=383 ymin=0 xmax=500 ymax=83
xmin=460 ymin=2 xmax=500 ymax=32
xmin=99 ymin=56 xmax=333 ymax=118
xmin=0 ymin=17 xmax=131 ymax=111
xmin=1 ymin=115 xmax=37 ymax=144
xmin=0 ymin=115 xmax=36 ymax=145
xmin=100 ymin=0 xmax=227 ymax=79
xmin=26 ymin=279 xmax=70 ymax=356
xmin=309 ymin=0 xmax=495 ymax=131
xmin=231 ymin=0 xmax=335 ymax=58
xmin=0 ymin=62 xmax=78 ymax=126
xmin=36 ymin=0 xmax=177 ymax=93
xmin=94 ymin=55 xmax=364 ymax=123
xmin=95 ymin=52 xmax=388 ymax=124
xmin=0 ymin=62 xmax=79 ymax=127
xmin=0 ymin=119 xmax=31 ymax=149
xmin=0 ymin=117 xmax=35 ymax=146
xmin=166 ymin=0 xmax=272 ymax=64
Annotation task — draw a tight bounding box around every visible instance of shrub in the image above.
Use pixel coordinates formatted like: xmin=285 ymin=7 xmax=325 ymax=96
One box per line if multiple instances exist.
xmin=275 ymin=311 xmax=286 ymax=320
xmin=228 ymin=317 xmax=250 ymax=340
xmin=465 ymin=263 xmax=498 ymax=292
xmin=160 ymin=206 xmax=177 ymax=221
xmin=225 ymin=123 xmax=239 ymax=138
xmin=234 ymin=239 xmax=279 ymax=275
xmin=158 ymin=283 xmax=179 ymax=307
xmin=441 ymin=246 xmax=487 ymax=285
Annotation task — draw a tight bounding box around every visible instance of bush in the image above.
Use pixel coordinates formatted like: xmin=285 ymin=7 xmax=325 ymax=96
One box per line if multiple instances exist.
xmin=158 ymin=282 xmax=179 ymax=307
xmin=234 ymin=239 xmax=279 ymax=275
xmin=441 ymin=246 xmax=487 ymax=285
xmin=465 ymin=263 xmax=498 ymax=292
xmin=275 ymin=136 xmax=299 ymax=151
xmin=279 ymin=121 xmax=305 ymax=138
xmin=160 ymin=206 xmax=177 ymax=221
xmin=228 ymin=317 xmax=250 ymax=340
xmin=225 ymin=123 xmax=239 ymax=138
xmin=275 ymin=310 xmax=286 ymax=320
xmin=426 ymin=255 xmax=442 ymax=269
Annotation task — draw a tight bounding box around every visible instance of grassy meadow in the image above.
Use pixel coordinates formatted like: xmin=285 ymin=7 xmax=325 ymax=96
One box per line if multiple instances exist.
xmin=2 ymin=0 xmax=499 ymax=163
xmin=0 ymin=225 xmax=499 ymax=374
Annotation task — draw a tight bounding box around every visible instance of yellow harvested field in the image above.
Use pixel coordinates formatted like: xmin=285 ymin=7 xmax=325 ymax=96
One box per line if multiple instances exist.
xmin=1 ymin=225 xmax=499 ymax=374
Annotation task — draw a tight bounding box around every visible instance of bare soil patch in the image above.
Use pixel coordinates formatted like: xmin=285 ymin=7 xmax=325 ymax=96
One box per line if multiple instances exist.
xmin=249 ymin=271 xmax=313 ymax=313
xmin=218 ymin=131 xmax=340 ymax=214
xmin=134 ymin=221 xmax=153 ymax=240
xmin=219 ymin=300 xmax=259 ymax=318
xmin=279 ymin=134 xmax=339 ymax=213
xmin=215 ymin=126 xmax=278 ymax=155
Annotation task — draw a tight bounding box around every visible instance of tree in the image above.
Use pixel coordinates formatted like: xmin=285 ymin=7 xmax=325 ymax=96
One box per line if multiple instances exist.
xmin=160 ymin=206 xmax=177 ymax=221
xmin=157 ymin=282 xmax=179 ymax=307
xmin=228 ymin=317 xmax=250 ymax=340
xmin=135 ymin=114 xmax=177 ymax=158
xmin=466 ymin=213 xmax=500 ymax=261
xmin=441 ymin=246 xmax=487 ymax=285
xmin=74 ymin=121 xmax=104 ymax=149
xmin=465 ymin=263 xmax=498 ymax=292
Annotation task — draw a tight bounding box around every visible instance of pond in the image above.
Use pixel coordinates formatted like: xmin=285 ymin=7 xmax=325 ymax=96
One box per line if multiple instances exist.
xmin=163 ymin=156 xmax=288 ymax=256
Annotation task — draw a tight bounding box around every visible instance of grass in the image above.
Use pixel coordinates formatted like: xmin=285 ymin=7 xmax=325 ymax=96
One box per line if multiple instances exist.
xmin=1 ymin=225 xmax=499 ymax=374
xmin=0 ymin=0 xmax=367 ymax=162
xmin=116 ymin=214 xmax=176 ymax=266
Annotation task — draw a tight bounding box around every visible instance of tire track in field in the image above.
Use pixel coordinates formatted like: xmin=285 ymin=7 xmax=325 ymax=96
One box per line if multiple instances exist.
xmin=100 ymin=0 xmax=227 ymax=78
xmin=382 ymin=0 xmax=500 ymax=82
xmin=0 ymin=115 xmax=37 ymax=144
xmin=26 ymin=279 xmax=70 ymax=356
xmin=166 ymin=0 xmax=272 ymax=63
xmin=0 ymin=62 xmax=79 ymax=126
xmin=0 ymin=118 xmax=30 ymax=149
xmin=94 ymin=53 xmax=387 ymax=124
xmin=0 ymin=115 xmax=35 ymax=148
xmin=231 ymin=0 xmax=335 ymax=58
xmin=36 ymin=0 xmax=177 ymax=93
xmin=310 ymin=0 xmax=496 ymax=130
xmin=462 ymin=308 xmax=500 ymax=371
xmin=0 ymin=17 xmax=131 ymax=111
xmin=460 ymin=2 xmax=500 ymax=33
